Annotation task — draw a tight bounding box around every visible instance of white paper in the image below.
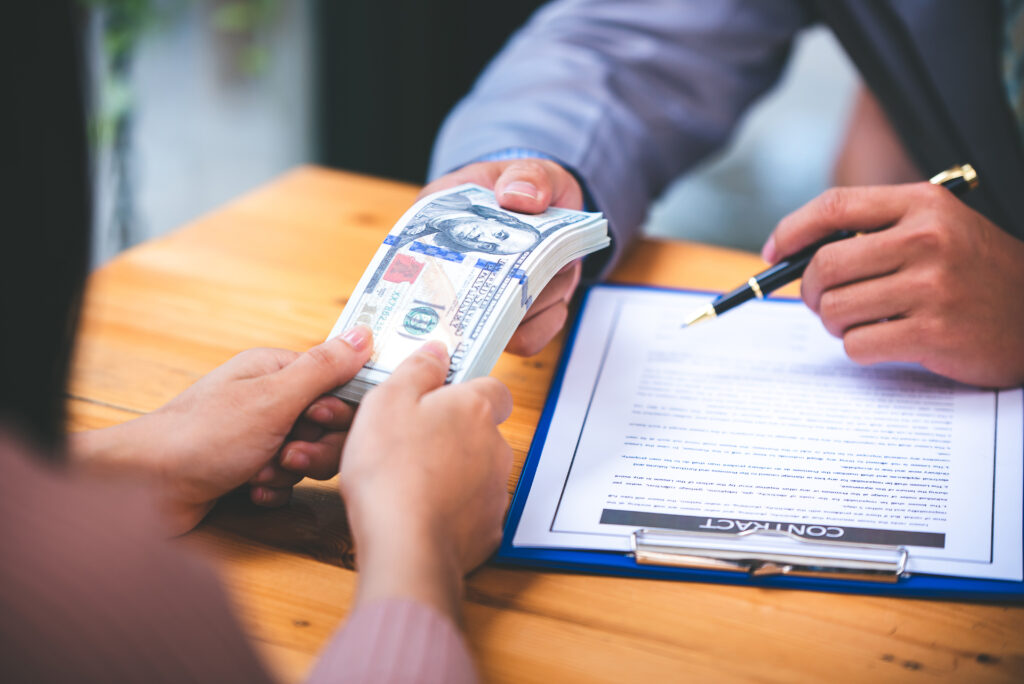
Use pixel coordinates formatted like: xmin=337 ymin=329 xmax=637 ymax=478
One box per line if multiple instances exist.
xmin=513 ymin=286 xmax=1023 ymax=581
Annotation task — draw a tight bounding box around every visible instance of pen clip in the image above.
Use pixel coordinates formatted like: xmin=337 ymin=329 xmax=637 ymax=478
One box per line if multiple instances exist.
xmin=929 ymin=163 xmax=978 ymax=190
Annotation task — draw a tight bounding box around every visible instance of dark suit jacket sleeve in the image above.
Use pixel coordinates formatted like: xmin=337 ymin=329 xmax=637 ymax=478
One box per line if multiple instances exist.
xmin=429 ymin=0 xmax=812 ymax=274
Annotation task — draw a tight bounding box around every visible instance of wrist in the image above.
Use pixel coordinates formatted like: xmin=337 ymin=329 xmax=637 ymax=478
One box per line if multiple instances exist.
xmin=69 ymin=414 xmax=212 ymax=535
xmin=69 ymin=416 xmax=153 ymax=472
xmin=347 ymin=503 xmax=464 ymax=623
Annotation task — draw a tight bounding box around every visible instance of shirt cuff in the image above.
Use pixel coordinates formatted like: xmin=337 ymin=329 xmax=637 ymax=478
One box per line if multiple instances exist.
xmin=305 ymin=598 xmax=478 ymax=684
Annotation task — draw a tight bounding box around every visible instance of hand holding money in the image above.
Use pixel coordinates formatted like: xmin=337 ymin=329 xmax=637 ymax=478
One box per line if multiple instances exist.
xmin=328 ymin=182 xmax=609 ymax=403
xmin=420 ymin=158 xmax=586 ymax=355
xmin=420 ymin=158 xmax=583 ymax=215
xmin=339 ymin=340 xmax=514 ymax=620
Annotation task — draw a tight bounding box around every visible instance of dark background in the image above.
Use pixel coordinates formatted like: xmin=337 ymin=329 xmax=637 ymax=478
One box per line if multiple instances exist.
xmin=313 ymin=1 xmax=547 ymax=183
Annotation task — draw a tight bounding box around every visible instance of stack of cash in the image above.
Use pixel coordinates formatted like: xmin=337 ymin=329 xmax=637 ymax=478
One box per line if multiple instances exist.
xmin=327 ymin=183 xmax=610 ymax=403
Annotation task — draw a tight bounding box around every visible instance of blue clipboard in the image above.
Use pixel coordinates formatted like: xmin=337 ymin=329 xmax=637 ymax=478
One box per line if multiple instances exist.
xmin=496 ymin=283 xmax=1024 ymax=601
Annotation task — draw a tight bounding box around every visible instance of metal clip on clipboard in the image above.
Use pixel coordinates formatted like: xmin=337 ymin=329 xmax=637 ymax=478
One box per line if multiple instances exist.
xmin=630 ymin=528 xmax=910 ymax=583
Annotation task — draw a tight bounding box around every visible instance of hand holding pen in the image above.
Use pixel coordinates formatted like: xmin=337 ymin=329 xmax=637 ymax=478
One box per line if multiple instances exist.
xmin=683 ymin=164 xmax=1024 ymax=388
xmin=685 ymin=165 xmax=977 ymax=326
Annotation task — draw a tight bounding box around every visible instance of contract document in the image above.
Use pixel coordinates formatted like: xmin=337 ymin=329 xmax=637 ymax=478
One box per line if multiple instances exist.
xmin=512 ymin=286 xmax=1023 ymax=581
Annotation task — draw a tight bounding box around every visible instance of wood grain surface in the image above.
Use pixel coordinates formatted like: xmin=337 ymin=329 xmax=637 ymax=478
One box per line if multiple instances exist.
xmin=67 ymin=167 xmax=1024 ymax=683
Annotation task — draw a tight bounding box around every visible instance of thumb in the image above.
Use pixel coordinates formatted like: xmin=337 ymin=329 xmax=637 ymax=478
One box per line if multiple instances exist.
xmin=269 ymin=326 xmax=373 ymax=411
xmin=377 ymin=340 xmax=451 ymax=400
xmin=494 ymin=159 xmax=572 ymax=214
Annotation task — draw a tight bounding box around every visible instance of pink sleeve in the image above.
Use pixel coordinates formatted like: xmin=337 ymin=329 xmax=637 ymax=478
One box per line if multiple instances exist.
xmin=306 ymin=599 xmax=478 ymax=684
xmin=0 ymin=436 xmax=274 ymax=684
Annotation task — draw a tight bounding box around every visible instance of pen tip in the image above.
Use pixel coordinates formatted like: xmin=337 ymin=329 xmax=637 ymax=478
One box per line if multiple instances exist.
xmin=683 ymin=304 xmax=716 ymax=328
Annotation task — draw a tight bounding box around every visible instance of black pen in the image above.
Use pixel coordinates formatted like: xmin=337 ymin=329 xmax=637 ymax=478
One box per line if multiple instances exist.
xmin=682 ymin=163 xmax=979 ymax=327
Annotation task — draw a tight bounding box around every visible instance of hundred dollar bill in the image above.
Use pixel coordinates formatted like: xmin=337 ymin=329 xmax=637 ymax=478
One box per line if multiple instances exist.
xmin=327 ymin=183 xmax=609 ymax=402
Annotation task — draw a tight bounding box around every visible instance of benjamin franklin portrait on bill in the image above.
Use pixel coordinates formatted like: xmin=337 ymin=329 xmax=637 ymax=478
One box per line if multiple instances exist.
xmin=365 ymin=187 xmax=585 ymax=291
xmin=401 ymin=190 xmax=544 ymax=256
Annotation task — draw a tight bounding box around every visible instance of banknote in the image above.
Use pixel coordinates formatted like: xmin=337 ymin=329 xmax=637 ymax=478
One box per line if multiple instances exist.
xmin=328 ymin=183 xmax=609 ymax=402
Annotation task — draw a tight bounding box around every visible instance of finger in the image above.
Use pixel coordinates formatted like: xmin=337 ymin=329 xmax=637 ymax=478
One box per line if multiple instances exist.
xmin=289 ymin=417 xmax=325 ymax=444
xmin=250 ymin=485 xmax=292 ymax=508
xmin=842 ymin=317 xmax=926 ymax=367
xmin=506 ymin=301 xmax=569 ymax=356
xmin=461 ymin=377 xmax=514 ymax=424
xmin=494 ymin=159 xmax=581 ymax=214
xmin=523 ymin=260 xmax=582 ymax=321
xmin=800 ymin=231 xmax=906 ymax=312
xmin=303 ymin=395 xmax=356 ymax=431
xmin=216 ymin=347 xmax=302 ymax=381
xmin=763 ymin=183 xmax=940 ymax=263
xmin=267 ymin=326 xmax=373 ymax=413
xmin=815 ymin=275 xmax=916 ymax=338
xmin=280 ymin=431 xmax=348 ymax=480
xmin=562 ymin=258 xmax=583 ymax=295
xmin=249 ymin=463 xmax=304 ymax=488
xmin=377 ymin=340 xmax=450 ymax=399
xmin=419 ymin=162 xmax=502 ymax=199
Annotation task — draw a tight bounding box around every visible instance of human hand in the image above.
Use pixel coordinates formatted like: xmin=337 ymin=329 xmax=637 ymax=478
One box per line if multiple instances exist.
xmin=72 ymin=327 xmax=373 ymax=534
xmin=421 ymin=158 xmax=585 ymax=355
xmin=338 ymin=341 xmax=513 ymax=621
xmin=763 ymin=183 xmax=1024 ymax=387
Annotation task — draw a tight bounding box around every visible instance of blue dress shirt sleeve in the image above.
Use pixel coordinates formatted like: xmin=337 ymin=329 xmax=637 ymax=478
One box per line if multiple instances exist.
xmin=428 ymin=0 xmax=811 ymax=275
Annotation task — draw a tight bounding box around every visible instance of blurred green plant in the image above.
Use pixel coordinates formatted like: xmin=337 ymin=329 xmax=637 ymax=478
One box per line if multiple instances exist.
xmin=80 ymin=0 xmax=281 ymax=251
xmin=211 ymin=0 xmax=280 ymax=76
xmin=81 ymin=0 xmax=165 ymax=148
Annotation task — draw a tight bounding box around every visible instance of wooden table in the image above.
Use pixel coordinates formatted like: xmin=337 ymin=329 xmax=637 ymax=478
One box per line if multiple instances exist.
xmin=68 ymin=167 xmax=1024 ymax=683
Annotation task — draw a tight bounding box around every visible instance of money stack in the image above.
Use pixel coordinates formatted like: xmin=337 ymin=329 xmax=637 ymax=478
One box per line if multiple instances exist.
xmin=327 ymin=183 xmax=610 ymax=403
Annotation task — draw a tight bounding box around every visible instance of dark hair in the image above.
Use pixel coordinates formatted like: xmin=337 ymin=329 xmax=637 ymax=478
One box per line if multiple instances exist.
xmin=0 ymin=3 xmax=90 ymax=454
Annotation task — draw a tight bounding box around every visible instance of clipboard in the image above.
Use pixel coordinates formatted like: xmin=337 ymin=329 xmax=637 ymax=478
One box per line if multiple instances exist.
xmin=496 ymin=284 xmax=1024 ymax=601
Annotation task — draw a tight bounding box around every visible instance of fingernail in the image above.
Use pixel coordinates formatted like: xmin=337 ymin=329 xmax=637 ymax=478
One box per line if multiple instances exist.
xmin=340 ymin=325 xmax=372 ymax=351
xmin=421 ymin=340 xmax=450 ymax=363
xmin=310 ymin=404 xmax=332 ymax=423
xmin=761 ymin=236 xmax=777 ymax=263
xmin=283 ymin=449 xmax=309 ymax=470
xmin=502 ymin=181 xmax=539 ymax=201
xmin=253 ymin=487 xmax=267 ymax=503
